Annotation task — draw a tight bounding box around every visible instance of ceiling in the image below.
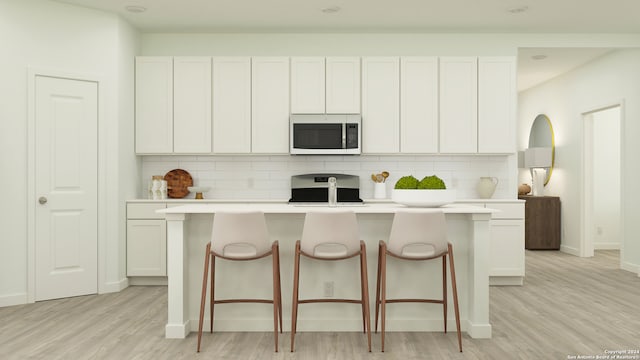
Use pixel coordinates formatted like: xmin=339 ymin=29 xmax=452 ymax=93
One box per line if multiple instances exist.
xmin=52 ymin=0 xmax=634 ymax=91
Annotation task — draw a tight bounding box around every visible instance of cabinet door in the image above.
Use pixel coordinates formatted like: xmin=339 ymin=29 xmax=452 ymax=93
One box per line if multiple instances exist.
xmin=489 ymin=219 xmax=525 ymax=277
xmin=213 ymin=57 xmax=251 ymax=153
xmin=326 ymin=57 xmax=361 ymax=114
xmin=135 ymin=57 xmax=173 ymax=153
xmin=291 ymin=57 xmax=325 ymax=114
xmin=478 ymin=57 xmax=516 ymax=153
xmin=127 ymin=219 xmax=167 ymax=276
xmin=251 ymin=57 xmax=290 ymax=154
xmin=362 ymin=57 xmax=400 ymax=153
xmin=400 ymin=57 xmax=439 ymax=153
xmin=173 ymin=57 xmax=212 ymax=153
xmin=439 ymin=57 xmax=478 ymax=153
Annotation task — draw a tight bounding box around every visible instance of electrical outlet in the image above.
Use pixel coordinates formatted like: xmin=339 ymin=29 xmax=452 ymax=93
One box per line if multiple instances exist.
xmin=323 ymin=281 xmax=334 ymax=297
xmin=597 ymin=226 xmax=603 ymax=235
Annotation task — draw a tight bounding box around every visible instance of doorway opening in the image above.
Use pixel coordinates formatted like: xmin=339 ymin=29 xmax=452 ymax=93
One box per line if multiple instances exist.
xmin=582 ymin=104 xmax=622 ymax=265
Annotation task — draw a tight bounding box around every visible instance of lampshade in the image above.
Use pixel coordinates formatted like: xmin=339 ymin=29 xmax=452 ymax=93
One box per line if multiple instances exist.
xmin=524 ymin=147 xmax=552 ymax=168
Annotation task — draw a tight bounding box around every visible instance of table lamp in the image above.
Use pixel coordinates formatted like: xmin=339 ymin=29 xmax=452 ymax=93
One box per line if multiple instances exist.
xmin=524 ymin=147 xmax=552 ymax=196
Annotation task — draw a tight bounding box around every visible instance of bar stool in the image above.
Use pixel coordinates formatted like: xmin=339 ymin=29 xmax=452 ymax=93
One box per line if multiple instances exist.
xmin=375 ymin=209 xmax=462 ymax=352
xmin=290 ymin=211 xmax=372 ymax=352
xmin=196 ymin=211 xmax=282 ymax=352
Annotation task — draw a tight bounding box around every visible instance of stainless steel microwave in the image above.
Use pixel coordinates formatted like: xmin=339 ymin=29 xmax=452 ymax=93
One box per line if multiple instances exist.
xmin=290 ymin=114 xmax=361 ymax=155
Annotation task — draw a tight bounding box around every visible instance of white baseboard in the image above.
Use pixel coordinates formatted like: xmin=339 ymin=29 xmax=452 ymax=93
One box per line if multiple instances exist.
xmin=621 ymin=261 xmax=639 ymax=275
xmin=560 ymin=245 xmax=580 ymax=256
xmin=490 ymin=276 xmax=524 ymax=286
xmin=128 ymin=277 xmax=168 ymax=286
xmin=190 ymin=318 xmax=469 ymax=333
xmin=0 ymin=293 xmax=27 ymax=308
xmin=101 ymin=278 xmax=129 ymax=294
xmin=594 ymin=243 xmax=621 ymax=250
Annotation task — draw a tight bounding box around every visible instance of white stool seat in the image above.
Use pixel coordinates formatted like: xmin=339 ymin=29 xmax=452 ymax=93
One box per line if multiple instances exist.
xmin=291 ymin=211 xmax=372 ymax=352
xmin=197 ymin=211 xmax=282 ymax=353
xmin=375 ymin=209 xmax=462 ymax=353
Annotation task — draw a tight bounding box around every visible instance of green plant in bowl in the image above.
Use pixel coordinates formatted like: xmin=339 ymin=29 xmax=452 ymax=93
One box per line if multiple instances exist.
xmin=394 ymin=175 xmax=419 ymax=189
xmin=417 ymin=175 xmax=446 ymax=189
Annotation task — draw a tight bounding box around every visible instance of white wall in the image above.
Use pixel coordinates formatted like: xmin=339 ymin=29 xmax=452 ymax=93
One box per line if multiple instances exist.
xmin=592 ymin=107 xmax=621 ymax=249
xmin=518 ymin=49 xmax=640 ymax=274
xmin=0 ymin=0 xmax=139 ymax=305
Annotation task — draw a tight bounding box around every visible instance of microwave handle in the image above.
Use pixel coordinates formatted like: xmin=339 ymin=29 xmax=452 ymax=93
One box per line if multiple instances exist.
xmin=342 ymin=123 xmax=346 ymax=149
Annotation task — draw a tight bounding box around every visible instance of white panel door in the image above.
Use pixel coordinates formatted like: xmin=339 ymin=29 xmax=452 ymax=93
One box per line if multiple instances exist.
xmin=439 ymin=57 xmax=478 ymax=153
xmin=35 ymin=76 xmax=98 ymax=301
xmin=478 ymin=57 xmax=516 ymax=154
xmin=173 ymin=57 xmax=212 ymax=153
xmin=291 ymin=57 xmax=325 ymax=114
xmin=213 ymin=57 xmax=251 ymax=153
xmin=326 ymin=57 xmax=360 ymax=114
xmin=400 ymin=57 xmax=439 ymax=153
xmin=251 ymin=57 xmax=290 ymax=153
xmin=135 ymin=57 xmax=173 ymax=153
xmin=362 ymin=57 xmax=400 ymax=153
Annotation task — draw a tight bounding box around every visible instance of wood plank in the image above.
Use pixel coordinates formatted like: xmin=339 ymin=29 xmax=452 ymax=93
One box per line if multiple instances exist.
xmin=0 ymin=251 xmax=638 ymax=358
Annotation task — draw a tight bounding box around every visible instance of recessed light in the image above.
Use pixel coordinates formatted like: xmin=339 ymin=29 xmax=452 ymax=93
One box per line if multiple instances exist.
xmin=321 ymin=6 xmax=341 ymax=14
xmin=125 ymin=5 xmax=147 ymax=13
xmin=507 ymin=5 xmax=529 ymax=14
xmin=532 ymin=54 xmax=547 ymax=60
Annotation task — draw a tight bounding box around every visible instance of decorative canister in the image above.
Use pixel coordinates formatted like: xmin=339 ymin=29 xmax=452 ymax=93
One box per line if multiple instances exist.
xmin=476 ymin=177 xmax=498 ymax=199
xmin=374 ymin=182 xmax=386 ymax=199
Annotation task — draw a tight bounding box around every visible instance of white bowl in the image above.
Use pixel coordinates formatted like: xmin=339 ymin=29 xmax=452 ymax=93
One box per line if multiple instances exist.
xmin=391 ymin=189 xmax=456 ymax=207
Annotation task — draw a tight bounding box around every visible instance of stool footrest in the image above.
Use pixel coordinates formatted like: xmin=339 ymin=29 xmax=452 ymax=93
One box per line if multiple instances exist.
xmin=298 ymin=299 xmax=362 ymax=304
xmin=214 ymin=299 xmax=274 ymax=304
xmin=384 ymin=298 xmax=443 ymax=304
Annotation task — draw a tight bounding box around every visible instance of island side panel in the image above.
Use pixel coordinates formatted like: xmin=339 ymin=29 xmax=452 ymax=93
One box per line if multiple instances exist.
xmin=165 ymin=213 xmax=189 ymax=339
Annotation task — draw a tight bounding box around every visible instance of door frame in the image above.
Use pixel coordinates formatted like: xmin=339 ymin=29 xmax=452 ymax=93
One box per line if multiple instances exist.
xmin=580 ymin=101 xmax=625 ymax=266
xmin=27 ymin=68 xmax=107 ymax=303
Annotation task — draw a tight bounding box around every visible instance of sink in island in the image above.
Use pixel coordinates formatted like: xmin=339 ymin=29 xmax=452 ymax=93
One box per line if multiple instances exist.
xmin=157 ymin=202 xmax=494 ymax=340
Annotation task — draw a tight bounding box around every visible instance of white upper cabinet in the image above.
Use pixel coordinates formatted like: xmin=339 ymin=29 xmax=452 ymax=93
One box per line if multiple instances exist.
xmin=400 ymin=57 xmax=439 ymax=153
xmin=439 ymin=57 xmax=478 ymax=153
xmin=173 ymin=57 xmax=212 ymax=153
xmin=291 ymin=57 xmax=325 ymax=114
xmin=362 ymin=57 xmax=400 ymax=154
xmin=135 ymin=57 xmax=173 ymax=154
xmin=326 ymin=57 xmax=361 ymax=114
xmin=478 ymin=57 xmax=516 ymax=154
xmin=251 ymin=57 xmax=290 ymax=154
xmin=213 ymin=57 xmax=251 ymax=153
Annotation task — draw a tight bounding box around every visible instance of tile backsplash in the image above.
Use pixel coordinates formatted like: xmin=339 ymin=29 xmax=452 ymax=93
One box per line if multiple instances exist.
xmin=141 ymin=155 xmax=516 ymax=200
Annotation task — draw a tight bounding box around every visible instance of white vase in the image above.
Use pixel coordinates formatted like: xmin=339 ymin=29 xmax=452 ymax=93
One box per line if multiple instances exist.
xmin=477 ymin=177 xmax=498 ymax=199
xmin=374 ymin=183 xmax=386 ymax=199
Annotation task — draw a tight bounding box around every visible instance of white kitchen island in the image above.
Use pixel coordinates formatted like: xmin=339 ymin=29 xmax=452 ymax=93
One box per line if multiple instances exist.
xmin=158 ymin=202 xmax=494 ymax=340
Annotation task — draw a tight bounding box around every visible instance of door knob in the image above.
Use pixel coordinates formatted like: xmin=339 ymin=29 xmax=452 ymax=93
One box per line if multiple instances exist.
xmin=38 ymin=196 xmax=47 ymax=205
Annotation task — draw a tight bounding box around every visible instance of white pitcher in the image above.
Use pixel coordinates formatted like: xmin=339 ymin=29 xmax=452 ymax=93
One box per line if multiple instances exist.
xmin=477 ymin=177 xmax=498 ymax=199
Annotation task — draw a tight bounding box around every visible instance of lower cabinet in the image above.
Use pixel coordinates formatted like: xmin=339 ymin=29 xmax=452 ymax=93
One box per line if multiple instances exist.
xmin=461 ymin=201 xmax=525 ymax=286
xmin=127 ymin=203 xmax=167 ymax=277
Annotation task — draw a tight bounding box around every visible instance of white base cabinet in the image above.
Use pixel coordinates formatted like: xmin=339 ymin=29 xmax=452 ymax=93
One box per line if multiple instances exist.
xmin=460 ymin=201 xmax=525 ymax=286
xmin=127 ymin=203 xmax=167 ymax=277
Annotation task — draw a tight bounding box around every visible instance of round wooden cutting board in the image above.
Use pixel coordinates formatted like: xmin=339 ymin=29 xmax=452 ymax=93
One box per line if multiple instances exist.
xmin=164 ymin=169 xmax=193 ymax=198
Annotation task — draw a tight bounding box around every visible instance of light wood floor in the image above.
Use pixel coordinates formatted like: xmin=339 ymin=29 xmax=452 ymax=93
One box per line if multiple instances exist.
xmin=1 ymin=250 xmax=639 ymax=359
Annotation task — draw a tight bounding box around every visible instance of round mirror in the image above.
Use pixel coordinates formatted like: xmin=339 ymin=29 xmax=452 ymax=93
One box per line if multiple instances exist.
xmin=528 ymin=114 xmax=555 ymax=185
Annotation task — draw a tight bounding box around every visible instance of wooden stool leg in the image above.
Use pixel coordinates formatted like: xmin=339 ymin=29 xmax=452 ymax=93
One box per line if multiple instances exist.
xmin=442 ymin=254 xmax=447 ymax=333
xmin=381 ymin=246 xmax=387 ymax=352
xmin=271 ymin=244 xmax=279 ymax=352
xmin=448 ymin=243 xmax=462 ymax=352
xmin=210 ymin=255 xmax=215 ymax=333
xmin=360 ymin=242 xmax=372 ymax=352
xmin=374 ymin=242 xmax=382 ymax=334
xmin=360 ymin=251 xmax=367 ymax=334
xmin=290 ymin=241 xmax=301 ymax=352
xmin=275 ymin=244 xmax=283 ymax=334
xmin=197 ymin=243 xmax=211 ymax=353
